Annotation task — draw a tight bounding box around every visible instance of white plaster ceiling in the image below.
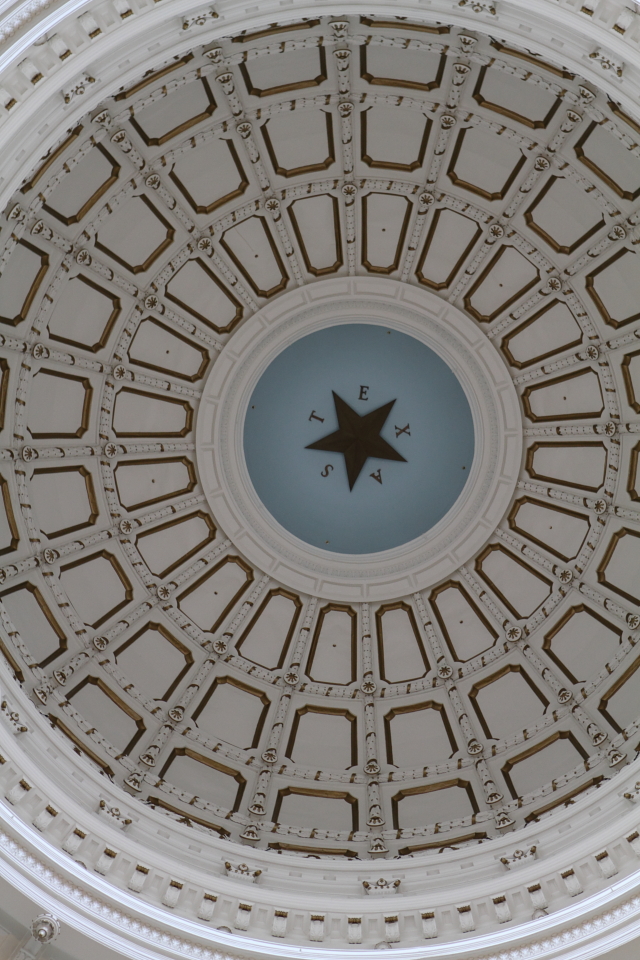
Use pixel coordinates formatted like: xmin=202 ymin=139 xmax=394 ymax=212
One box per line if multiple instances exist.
xmin=1 ymin=10 xmax=640 ymax=956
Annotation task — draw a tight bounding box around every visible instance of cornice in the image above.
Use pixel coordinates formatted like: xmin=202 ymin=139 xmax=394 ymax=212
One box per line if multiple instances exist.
xmin=2 ymin=671 xmax=640 ymax=958
xmin=2 ymin=811 xmax=640 ymax=960
xmin=0 ymin=0 xmax=638 ymax=214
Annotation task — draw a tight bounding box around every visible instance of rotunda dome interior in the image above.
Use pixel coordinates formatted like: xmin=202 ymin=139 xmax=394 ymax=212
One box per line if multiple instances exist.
xmin=1 ymin=7 xmax=640 ymax=958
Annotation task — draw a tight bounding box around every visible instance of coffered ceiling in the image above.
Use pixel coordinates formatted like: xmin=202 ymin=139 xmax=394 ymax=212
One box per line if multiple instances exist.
xmin=1 ymin=11 xmax=640 ymax=954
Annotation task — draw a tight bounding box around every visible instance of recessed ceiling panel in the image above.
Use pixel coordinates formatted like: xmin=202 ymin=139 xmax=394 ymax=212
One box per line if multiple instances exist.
xmin=525 ymin=441 xmax=607 ymax=491
xmin=0 ymin=240 xmax=48 ymax=326
xmin=469 ymin=665 xmax=548 ymax=740
xmin=47 ymin=274 xmax=121 ymax=352
xmin=43 ymin=144 xmax=120 ymax=224
xmin=129 ymin=78 xmax=217 ymax=145
xmin=501 ymin=299 xmax=583 ymax=369
xmin=473 ymin=67 xmax=561 ymax=128
xmin=575 ymin=120 xmax=640 ymax=200
xmin=448 ymin=126 xmax=526 ymax=200
xmin=30 ymin=465 xmax=98 ymax=538
xmin=169 ymin=137 xmax=248 ymax=213
xmin=113 ymin=457 xmax=196 ymax=511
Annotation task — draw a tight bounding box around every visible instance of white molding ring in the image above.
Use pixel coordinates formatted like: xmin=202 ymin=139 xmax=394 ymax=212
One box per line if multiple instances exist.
xmin=197 ymin=278 xmax=521 ymax=602
xmin=1 ymin=0 xmax=640 ymax=221
xmin=2 ymin=792 xmax=640 ymax=960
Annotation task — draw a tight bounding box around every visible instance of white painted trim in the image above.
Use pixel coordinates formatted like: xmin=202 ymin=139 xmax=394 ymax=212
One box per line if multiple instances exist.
xmin=197 ymin=278 xmax=520 ymax=601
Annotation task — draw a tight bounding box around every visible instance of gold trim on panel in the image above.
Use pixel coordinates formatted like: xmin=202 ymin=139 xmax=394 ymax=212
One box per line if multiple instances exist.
xmin=20 ymin=125 xmax=83 ymax=193
xmin=94 ymin=195 xmax=175 ymax=275
xmin=236 ymin=587 xmax=303 ymax=670
xmin=501 ymin=730 xmax=589 ymax=799
xmin=360 ymin=46 xmax=446 ymax=91
xmin=32 ymin=464 xmax=98 ymax=539
xmin=191 ymin=675 xmax=270 ymax=749
xmin=272 ymin=785 xmax=358 ymax=831
xmin=521 ymin=367 xmax=605 ymax=422
xmin=489 ymin=41 xmax=575 ymax=79
xmin=523 ymin=776 xmax=604 ymax=823
xmin=165 ymin=257 xmax=243 ymax=335
xmin=146 ymin=796 xmax=230 ymax=835
xmin=0 ymin=635 xmax=24 ymax=683
xmin=129 ymin=78 xmax=217 ymax=146
xmin=114 ymin=621 xmax=193 ymax=701
xmin=575 ymin=121 xmax=640 ymax=201
xmin=391 ymin=778 xmax=478 ymax=831
xmin=288 ymin=195 xmax=343 ymax=277
xmin=220 ymin=217 xmax=289 ymax=298
xmin=608 ymin=100 xmax=640 ymax=136
xmin=525 ymin=441 xmax=607 ymax=492
xmin=359 ymin=16 xmax=450 ymax=32
xmin=158 ymin=746 xmax=246 ymax=813
xmin=398 ymin=832 xmax=487 ymax=855
xmin=176 ymin=555 xmax=254 ymax=634
xmin=268 ymin=842 xmax=358 ymax=856
xmin=621 ymin=349 xmax=640 ymax=413
xmin=375 ymin=600 xmax=429 ymax=683
xmin=112 ymin=386 xmax=193 ymax=438
xmin=135 ymin=509 xmax=215 ymax=578
xmin=231 ymin=20 xmax=320 ymax=42
xmin=128 ymin=317 xmax=210 ymax=382
xmin=0 ymin=581 xmax=67 ymax=667
xmin=0 ymin=358 xmax=8 ymax=431
xmin=361 ymin=109 xmax=432 ymax=171
xmin=239 ymin=46 xmax=327 ymax=98
xmin=524 ymin=176 xmax=605 ymax=254
xmin=305 ymin=602 xmax=356 ymax=684
xmin=429 ymin=579 xmax=498 ymax=663
xmin=60 ymin=549 xmax=134 ymax=628
xmin=114 ymin=54 xmax=194 ymax=100
xmin=42 ymin=143 xmax=121 ymax=225
xmin=361 ymin=193 xmax=412 ymax=275
xmin=47 ymin=274 xmax=121 ymax=353
xmin=383 ymin=700 xmax=457 ymax=766
xmin=415 ymin=208 xmax=482 ymax=290
xmin=48 ymin=714 xmax=115 ymax=777
xmin=508 ymin=495 xmax=590 ymax=562
xmin=0 ymin=474 xmax=18 ymax=556
xmin=447 ymin=128 xmax=527 ymax=201
xmin=468 ymin=664 xmax=548 ymax=739
xmin=261 ymin=112 xmax=335 ymax=178
xmin=501 ymin=299 xmax=583 ymax=369
xmin=628 ymin=441 xmax=640 ymax=501
xmin=28 ymin=369 xmax=93 ymax=439
xmin=474 ymin=543 xmax=553 ymax=620
xmin=169 ymin=138 xmax=249 ymax=215
xmin=285 ymin=705 xmax=358 ymax=768
xmin=586 ymin=248 xmax=640 ymax=329
xmin=113 ymin=456 xmax=197 ymax=512
xmin=598 ymin=652 xmax=640 ymax=733
xmin=473 ymin=65 xmax=561 ymax=129
xmin=66 ymin=674 xmax=145 ymax=754
xmin=543 ymin=603 xmax=621 ymax=685
xmin=0 ymin=240 xmax=49 ymax=328
xmin=597 ymin=526 xmax=640 ymax=606
xmin=464 ymin=245 xmax=540 ymax=323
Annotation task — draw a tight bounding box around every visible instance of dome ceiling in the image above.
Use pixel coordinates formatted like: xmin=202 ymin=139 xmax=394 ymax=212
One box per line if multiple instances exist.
xmin=1 ymin=10 xmax=640 ymax=953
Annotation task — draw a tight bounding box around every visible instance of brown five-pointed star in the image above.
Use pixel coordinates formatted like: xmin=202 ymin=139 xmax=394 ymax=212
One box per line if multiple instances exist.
xmin=306 ymin=392 xmax=407 ymax=490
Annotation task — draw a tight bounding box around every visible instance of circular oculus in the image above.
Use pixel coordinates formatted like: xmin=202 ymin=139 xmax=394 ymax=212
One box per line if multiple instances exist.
xmin=197 ymin=278 xmax=522 ymax=601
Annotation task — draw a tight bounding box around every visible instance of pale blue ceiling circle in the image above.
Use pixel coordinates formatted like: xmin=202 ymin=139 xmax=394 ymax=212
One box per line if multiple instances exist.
xmin=243 ymin=323 xmax=475 ymax=554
